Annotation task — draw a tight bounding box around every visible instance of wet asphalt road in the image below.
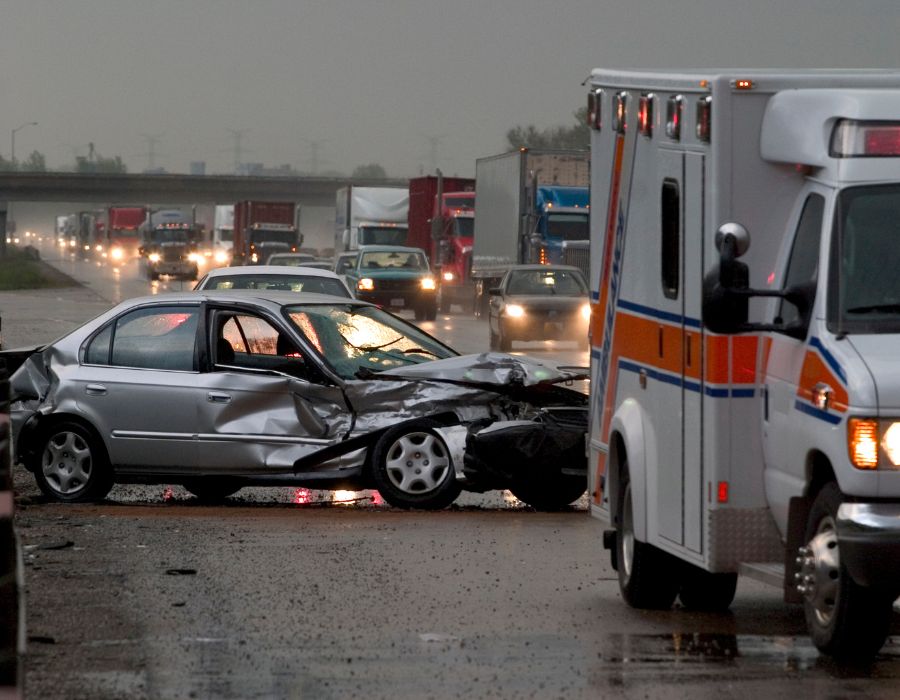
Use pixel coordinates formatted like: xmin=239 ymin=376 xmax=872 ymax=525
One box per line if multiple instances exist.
xmin=6 ymin=240 xmax=900 ymax=698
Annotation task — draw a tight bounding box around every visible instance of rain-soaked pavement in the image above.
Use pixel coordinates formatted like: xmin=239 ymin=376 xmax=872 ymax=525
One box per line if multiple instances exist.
xmin=7 ymin=244 xmax=900 ymax=697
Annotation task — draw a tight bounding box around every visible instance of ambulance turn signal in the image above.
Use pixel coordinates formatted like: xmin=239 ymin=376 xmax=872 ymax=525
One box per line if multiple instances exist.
xmin=849 ymin=418 xmax=879 ymax=469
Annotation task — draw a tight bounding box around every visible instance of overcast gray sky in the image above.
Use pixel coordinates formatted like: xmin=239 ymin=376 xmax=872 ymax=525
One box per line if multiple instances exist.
xmin=3 ymin=0 xmax=900 ymax=177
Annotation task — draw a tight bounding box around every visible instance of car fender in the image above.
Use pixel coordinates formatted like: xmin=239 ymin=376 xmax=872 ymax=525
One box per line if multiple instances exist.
xmin=608 ymin=398 xmax=649 ymax=542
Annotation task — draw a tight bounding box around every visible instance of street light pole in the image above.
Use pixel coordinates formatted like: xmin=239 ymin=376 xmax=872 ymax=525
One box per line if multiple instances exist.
xmin=10 ymin=121 xmax=38 ymax=167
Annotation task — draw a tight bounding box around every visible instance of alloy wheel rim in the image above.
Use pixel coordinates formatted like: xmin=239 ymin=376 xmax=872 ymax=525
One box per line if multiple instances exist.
xmin=42 ymin=430 xmax=92 ymax=495
xmin=385 ymin=431 xmax=450 ymax=495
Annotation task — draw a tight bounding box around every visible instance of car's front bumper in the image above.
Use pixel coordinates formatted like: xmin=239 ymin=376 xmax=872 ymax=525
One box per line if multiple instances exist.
xmin=836 ymin=502 xmax=900 ymax=590
xmin=357 ymin=289 xmax=436 ymax=310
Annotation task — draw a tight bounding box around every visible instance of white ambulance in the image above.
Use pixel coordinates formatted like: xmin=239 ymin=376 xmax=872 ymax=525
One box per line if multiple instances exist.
xmin=587 ymin=69 xmax=900 ymax=660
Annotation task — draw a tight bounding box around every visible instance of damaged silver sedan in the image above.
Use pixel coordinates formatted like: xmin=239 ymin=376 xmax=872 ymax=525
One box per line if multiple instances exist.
xmin=5 ymin=291 xmax=588 ymax=510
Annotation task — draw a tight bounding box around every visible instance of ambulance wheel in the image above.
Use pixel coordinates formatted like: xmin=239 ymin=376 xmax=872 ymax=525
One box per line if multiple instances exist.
xmin=509 ymin=474 xmax=586 ymax=511
xmin=370 ymin=419 xmax=461 ymax=510
xmin=678 ymin=566 xmax=737 ymax=611
xmin=800 ymin=482 xmax=892 ymax=660
xmin=616 ymin=464 xmax=680 ymax=609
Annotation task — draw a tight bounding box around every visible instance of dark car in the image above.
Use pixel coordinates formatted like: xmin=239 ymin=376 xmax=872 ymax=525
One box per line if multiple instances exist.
xmin=345 ymin=245 xmax=438 ymax=321
xmin=5 ymin=291 xmax=588 ymax=510
xmin=487 ymin=265 xmax=590 ymax=351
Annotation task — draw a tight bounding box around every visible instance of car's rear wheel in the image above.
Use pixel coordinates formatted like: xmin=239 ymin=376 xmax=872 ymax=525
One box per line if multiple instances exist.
xmin=370 ymin=419 xmax=461 ymax=510
xmin=31 ymin=421 xmax=113 ymax=503
xmin=182 ymin=478 xmax=243 ymax=502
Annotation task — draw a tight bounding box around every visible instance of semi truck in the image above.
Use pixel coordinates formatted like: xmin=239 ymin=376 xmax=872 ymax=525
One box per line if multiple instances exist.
xmin=587 ymin=68 xmax=900 ymax=660
xmin=211 ymin=204 xmax=235 ymax=264
xmin=233 ymin=201 xmax=301 ymax=265
xmin=334 ymin=186 xmax=408 ymax=252
xmin=471 ymin=149 xmax=589 ymax=315
xmin=138 ymin=208 xmax=200 ymax=280
xmin=408 ymin=174 xmax=476 ymax=312
xmin=104 ymin=206 xmax=148 ymax=262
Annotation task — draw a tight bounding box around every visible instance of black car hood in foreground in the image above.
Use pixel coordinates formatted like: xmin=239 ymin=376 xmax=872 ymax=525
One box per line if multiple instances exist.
xmin=376 ymin=352 xmax=588 ymax=390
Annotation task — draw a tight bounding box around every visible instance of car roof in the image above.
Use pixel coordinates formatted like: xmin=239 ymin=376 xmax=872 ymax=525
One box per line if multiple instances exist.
xmin=357 ymin=245 xmax=427 ymax=254
xmin=202 ymin=265 xmax=341 ymax=279
xmin=112 ymin=289 xmax=373 ymax=310
xmin=268 ymin=252 xmax=316 ymax=259
xmin=505 ymin=264 xmax=583 ymax=273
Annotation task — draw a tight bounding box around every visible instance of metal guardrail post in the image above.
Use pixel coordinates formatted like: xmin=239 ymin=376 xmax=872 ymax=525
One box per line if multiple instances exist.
xmin=0 ymin=359 xmax=24 ymax=698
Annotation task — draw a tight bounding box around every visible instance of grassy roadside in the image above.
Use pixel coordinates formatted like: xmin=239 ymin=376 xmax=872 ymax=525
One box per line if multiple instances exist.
xmin=0 ymin=247 xmax=78 ymax=290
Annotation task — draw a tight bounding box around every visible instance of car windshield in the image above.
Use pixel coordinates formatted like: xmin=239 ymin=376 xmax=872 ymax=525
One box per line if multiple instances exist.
xmin=203 ymin=275 xmax=350 ymax=297
xmin=360 ymin=251 xmax=427 ymax=270
xmin=249 ymin=230 xmax=296 ymax=245
xmin=506 ymin=269 xmax=587 ymax=296
xmin=285 ymin=303 xmax=455 ymax=379
xmin=831 ymin=184 xmax=900 ymax=333
xmin=269 ymin=255 xmax=316 ymax=266
xmin=358 ymin=226 xmax=408 ymax=246
xmin=217 ymin=229 xmax=234 ymax=242
xmin=546 ymin=213 xmax=589 ymax=241
xmin=451 ymin=217 xmax=474 ymax=237
xmin=149 ymin=229 xmax=189 ymax=243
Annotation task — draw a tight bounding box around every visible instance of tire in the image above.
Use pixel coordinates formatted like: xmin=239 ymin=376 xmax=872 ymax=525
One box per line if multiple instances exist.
xmin=800 ymin=482 xmax=893 ymax=660
xmin=182 ymin=478 xmax=242 ymax=502
xmin=149 ymin=269 xmax=159 ymax=281
xmin=678 ymin=565 xmax=737 ymax=611
xmin=489 ymin=324 xmax=500 ymax=351
xmin=30 ymin=421 xmax=113 ymax=503
xmin=439 ymin=292 xmax=452 ymax=313
xmin=616 ymin=463 xmax=680 ymax=609
xmin=414 ymin=306 xmax=425 ymax=322
xmin=498 ymin=326 xmax=512 ymax=352
xmin=509 ymin=474 xmax=586 ymax=511
xmin=370 ymin=419 xmax=461 ymax=510
xmin=424 ymin=304 xmax=437 ymax=322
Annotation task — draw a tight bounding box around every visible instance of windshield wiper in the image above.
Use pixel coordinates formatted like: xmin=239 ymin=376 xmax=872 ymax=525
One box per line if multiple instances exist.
xmin=846 ymin=304 xmax=900 ymax=314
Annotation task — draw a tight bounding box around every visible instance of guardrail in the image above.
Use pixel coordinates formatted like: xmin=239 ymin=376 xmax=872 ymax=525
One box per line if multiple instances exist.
xmin=0 ymin=358 xmax=24 ymax=699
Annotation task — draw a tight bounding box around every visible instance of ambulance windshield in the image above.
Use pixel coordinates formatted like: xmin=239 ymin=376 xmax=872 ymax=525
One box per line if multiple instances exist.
xmin=832 ymin=184 xmax=900 ymax=333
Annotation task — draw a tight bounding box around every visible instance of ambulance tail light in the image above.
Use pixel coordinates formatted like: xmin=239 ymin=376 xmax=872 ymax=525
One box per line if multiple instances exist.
xmin=639 ymin=94 xmax=654 ymax=138
xmin=696 ymin=96 xmax=712 ymax=143
xmin=587 ymin=88 xmax=603 ymax=130
xmin=849 ymin=418 xmax=879 ymax=469
xmin=666 ymin=95 xmax=683 ymax=141
xmin=717 ymin=481 xmax=729 ymax=503
xmin=831 ymin=120 xmax=900 ymax=158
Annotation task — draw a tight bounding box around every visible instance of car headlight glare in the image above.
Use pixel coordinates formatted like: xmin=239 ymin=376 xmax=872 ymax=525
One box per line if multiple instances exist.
xmin=188 ymin=252 xmax=201 ymax=263
xmin=358 ymin=278 xmax=375 ymax=291
xmin=505 ymin=304 xmax=525 ymax=318
xmin=213 ymin=250 xmax=228 ymax=264
xmin=148 ymin=253 xmax=161 ymax=263
xmin=443 ymin=271 xmax=455 ymax=282
xmin=581 ymin=303 xmax=591 ymax=320
xmin=110 ymin=247 xmax=124 ymax=260
xmin=420 ymin=277 xmax=436 ymax=291
xmin=883 ymin=422 xmax=900 ymax=466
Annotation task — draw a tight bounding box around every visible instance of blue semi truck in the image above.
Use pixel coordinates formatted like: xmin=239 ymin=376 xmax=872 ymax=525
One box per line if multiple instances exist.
xmin=471 ymin=149 xmax=589 ymax=315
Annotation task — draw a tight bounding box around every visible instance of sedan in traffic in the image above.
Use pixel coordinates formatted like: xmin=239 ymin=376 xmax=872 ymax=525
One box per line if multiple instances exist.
xmin=195 ymin=265 xmax=353 ymax=298
xmin=6 ymin=292 xmax=588 ymax=510
xmin=488 ymin=265 xmax=590 ymax=351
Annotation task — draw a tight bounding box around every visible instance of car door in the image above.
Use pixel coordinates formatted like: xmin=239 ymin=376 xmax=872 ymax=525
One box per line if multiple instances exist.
xmin=77 ymin=302 xmax=203 ymax=471
xmin=192 ymin=306 xmax=352 ymax=473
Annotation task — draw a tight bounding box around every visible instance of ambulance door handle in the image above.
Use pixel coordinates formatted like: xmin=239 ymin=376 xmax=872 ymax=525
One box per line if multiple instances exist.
xmin=639 ymin=369 xmax=648 ymax=389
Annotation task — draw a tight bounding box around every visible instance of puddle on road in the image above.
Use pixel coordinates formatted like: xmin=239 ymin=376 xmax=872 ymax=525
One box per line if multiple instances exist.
xmin=105 ymin=484 xmax=589 ymax=511
xmin=596 ymin=633 xmax=900 ymax=676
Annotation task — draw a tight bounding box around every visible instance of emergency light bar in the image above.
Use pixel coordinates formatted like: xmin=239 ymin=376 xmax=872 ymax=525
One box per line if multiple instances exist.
xmin=639 ymin=94 xmax=655 ymax=138
xmin=696 ymin=96 xmax=712 ymax=143
xmin=666 ymin=95 xmax=683 ymax=141
xmin=587 ymin=88 xmax=603 ymax=130
xmin=830 ymin=120 xmax=900 ymax=157
xmin=613 ymin=92 xmax=628 ymax=134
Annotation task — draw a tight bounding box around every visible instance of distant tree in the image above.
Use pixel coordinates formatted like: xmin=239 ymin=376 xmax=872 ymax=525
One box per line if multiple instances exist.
xmin=75 ymin=155 xmax=127 ymax=174
xmin=19 ymin=150 xmax=47 ymax=172
xmin=352 ymin=163 xmax=388 ymax=179
xmin=0 ymin=156 xmax=14 ymax=172
xmin=506 ymin=106 xmax=590 ymax=151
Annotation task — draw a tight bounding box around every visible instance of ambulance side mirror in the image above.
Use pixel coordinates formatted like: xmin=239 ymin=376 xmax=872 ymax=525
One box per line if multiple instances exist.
xmin=703 ymin=223 xmax=751 ymax=333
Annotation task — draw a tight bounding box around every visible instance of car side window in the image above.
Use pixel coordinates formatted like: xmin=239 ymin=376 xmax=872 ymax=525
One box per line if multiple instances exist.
xmin=85 ymin=306 xmax=200 ymax=370
xmin=215 ymin=313 xmax=310 ymax=378
xmin=778 ymin=194 xmax=824 ymax=331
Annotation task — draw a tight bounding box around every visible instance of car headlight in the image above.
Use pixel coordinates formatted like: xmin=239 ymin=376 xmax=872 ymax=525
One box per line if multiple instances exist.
xmin=581 ymin=303 xmax=591 ymax=321
xmin=358 ymin=278 xmax=375 ymax=291
xmin=213 ymin=250 xmax=228 ymax=264
xmin=505 ymin=304 xmax=525 ymax=318
xmin=443 ymin=271 xmax=455 ymax=282
xmin=110 ymin=247 xmax=124 ymax=261
xmin=148 ymin=253 xmax=161 ymax=263
xmin=420 ymin=277 xmax=436 ymax=291
xmin=848 ymin=418 xmax=900 ymax=469
xmin=188 ymin=252 xmax=201 ymax=263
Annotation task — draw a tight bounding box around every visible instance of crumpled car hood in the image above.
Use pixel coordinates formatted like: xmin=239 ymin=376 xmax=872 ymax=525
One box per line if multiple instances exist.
xmin=377 ymin=352 xmax=588 ymax=389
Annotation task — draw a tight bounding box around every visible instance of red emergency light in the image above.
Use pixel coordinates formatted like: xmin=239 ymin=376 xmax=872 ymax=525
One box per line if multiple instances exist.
xmin=639 ymin=94 xmax=654 ymax=138
xmin=666 ymin=95 xmax=683 ymax=141
xmin=831 ymin=120 xmax=900 ymax=157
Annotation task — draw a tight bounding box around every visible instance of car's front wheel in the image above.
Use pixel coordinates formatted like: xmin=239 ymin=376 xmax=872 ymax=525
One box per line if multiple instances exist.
xmin=509 ymin=474 xmax=586 ymax=511
xmin=31 ymin=421 xmax=114 ymax=502
xmin=370 ymin=419 xmax=461 ymax=510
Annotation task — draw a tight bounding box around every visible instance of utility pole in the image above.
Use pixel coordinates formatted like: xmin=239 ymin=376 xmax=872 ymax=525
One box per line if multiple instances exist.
xmin=422 ymin=134 xmax=446 ymax=173
xmin=227 ymin=128 xmax=249 ymax=174
xmin=300 ymin=138 xmax=328 ymax=175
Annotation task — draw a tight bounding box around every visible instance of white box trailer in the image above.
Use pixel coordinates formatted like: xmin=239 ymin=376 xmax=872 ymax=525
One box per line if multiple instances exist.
xmin=587 ymin=68 xmax=900 ymax=660
xmin=334 ymin=186 xmax=409 ymax=252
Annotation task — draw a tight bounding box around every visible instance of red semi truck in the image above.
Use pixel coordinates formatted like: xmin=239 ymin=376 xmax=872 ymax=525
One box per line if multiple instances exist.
xmin=233 ymin=201 xmax=301 ymax=265
xmin=105 ymin=206 xmax=148 ymax=262
xmin=408 ymin=174 xmax=475 ymax=312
